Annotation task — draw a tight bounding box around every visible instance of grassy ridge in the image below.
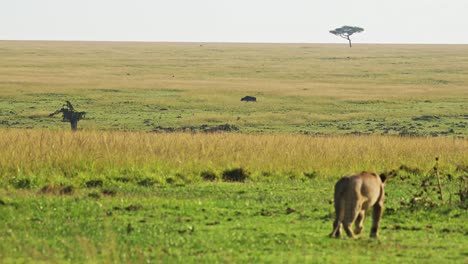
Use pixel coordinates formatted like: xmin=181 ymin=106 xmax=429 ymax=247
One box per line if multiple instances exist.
xmin=1 ymin=129 xmax=466 ymax=188
xmin=0 ymin=41 xmax=467 ymax=134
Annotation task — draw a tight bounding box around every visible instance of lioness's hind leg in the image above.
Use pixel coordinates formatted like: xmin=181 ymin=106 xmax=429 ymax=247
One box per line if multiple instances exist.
xmin=354 ymin=210 xmax=365 ymax=235
xmin=370 ymin=203 xmax=383 ymax=238
xmin=329 ymin=220 xmax=342 ymax=238
xmin=343 ymin=202 xmax=361 ymax=238
xmin=329 ymin=198 xmax=345 ymax=238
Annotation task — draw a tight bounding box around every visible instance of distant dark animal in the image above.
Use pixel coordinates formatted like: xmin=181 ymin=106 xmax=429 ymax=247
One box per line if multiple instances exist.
xmin=241 ymin=96 xmax=256 ymax=102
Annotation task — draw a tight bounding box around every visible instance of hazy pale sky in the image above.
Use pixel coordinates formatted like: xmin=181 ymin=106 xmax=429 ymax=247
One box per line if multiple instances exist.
xmin=2 ymin=0 xmax=468 ymax=44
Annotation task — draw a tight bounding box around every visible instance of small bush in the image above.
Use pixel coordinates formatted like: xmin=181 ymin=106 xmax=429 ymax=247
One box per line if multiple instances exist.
xmin=115 ymin=177 xmax=131 ymax=183
xmin=137 ymin=178 xmax=156 ymax=187
xmin=102 ymin=189 xmax=117 ymax=196
xmin=222 ymin=168 xmax=249 ymax=182
xmin=12 ymin=178 xmax=33 ymax=189
xmin=399 ymin=165 xmax=422 ymax=175
xmin=303 ymin=171 xmax=318 ymax=180
xmin=61 ymin=186 xmax=74 ymax=195
xmin=40 ymin=184 xmax=74 ymax=195
xmin=201 ymin=171 xmax=218 ymax=181
xmin=166 ymin=177 xmax=175 ymax=184
xmin=125 ymin=204 xmax=142 ymax=212
xmin=85 ymin=180 xmax=103 ymax=188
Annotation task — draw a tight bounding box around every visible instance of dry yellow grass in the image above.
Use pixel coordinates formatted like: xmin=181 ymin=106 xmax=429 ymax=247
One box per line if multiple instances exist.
xmin=1 ymin=129 xmax=466 ymax=183
xmin=1 ymin=41 xmax=467 ymax=100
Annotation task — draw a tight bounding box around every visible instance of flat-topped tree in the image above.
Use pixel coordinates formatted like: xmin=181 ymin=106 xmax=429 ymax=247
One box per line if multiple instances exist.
xmin=330 ymin=26 xmax=364 ymax=47
xmin=50 ymin=101 xmax=86 ymax=131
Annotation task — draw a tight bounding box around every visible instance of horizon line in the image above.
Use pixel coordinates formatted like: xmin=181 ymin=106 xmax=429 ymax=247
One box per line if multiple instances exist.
xmin=1 ymin=39 xmax=468 ymax=45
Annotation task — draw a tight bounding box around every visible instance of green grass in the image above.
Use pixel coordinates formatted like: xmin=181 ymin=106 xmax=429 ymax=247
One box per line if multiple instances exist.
xmin=1 ymin=181 xmax=466 ymax=263
xmin=0 ymin=41 xmax=467 ymax=263
xmin=0 ymin=41 xmax=467 ymax=135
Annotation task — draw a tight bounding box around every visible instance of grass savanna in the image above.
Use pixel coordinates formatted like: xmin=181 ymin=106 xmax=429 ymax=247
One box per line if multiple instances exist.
xmin=0 ymin=41 xmax=467 ymax=135
xmin=0 ymin=130 xmax=467 ymax=263
xmin=0 ymin=41 xmax=467 ymax=262
xmin=0 ymin=129 xmax=466 ymax=187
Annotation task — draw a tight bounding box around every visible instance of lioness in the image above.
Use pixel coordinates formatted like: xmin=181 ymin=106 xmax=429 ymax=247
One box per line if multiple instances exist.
xmin=329 ymin=171 xmax=387 ymax=238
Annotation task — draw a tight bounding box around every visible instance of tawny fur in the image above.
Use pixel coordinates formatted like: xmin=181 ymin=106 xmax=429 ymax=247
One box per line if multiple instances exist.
xmin=329 ymin=171 xmax=387 ymax=238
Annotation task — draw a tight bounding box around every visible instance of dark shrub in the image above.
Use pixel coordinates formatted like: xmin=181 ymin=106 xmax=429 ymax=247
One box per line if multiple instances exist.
xmin=102 ymin=189 xmax=117 ymax=196
xmin=13 ymin=178 xmax=32 ymax=189
xmin=125 ymin=204 xmax=142 ymax=211
xmin=222 ymin=168 xmax=249 ymax=182
xmin=60 ymin=186 xmax=74 ymax=195
xmin=166 ymin=177 xmax=175 ymax=184
xmin=201 ymin=171 xmax=218 ymax=181
xmin=303 ymin=171 xmax=318 ymax=180
xmin=85 ymin=180 xmax=103 ymax=188
xmin=115 ymin=177 xmax=130 ymax=183
xmin=40 ymin=184 xmax=73 ymax=195
xmin=137 ymin=178 xmax=156 ymax=187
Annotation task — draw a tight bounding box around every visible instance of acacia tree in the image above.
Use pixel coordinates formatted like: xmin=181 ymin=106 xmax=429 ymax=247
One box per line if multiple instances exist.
xmin=49 ymin=101 xmax=86 ymax=131
xmin=330 ymin=26 xmax=364 ymax=47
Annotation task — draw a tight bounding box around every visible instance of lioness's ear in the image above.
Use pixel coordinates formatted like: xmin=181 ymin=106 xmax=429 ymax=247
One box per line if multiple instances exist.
xmin=379 ymin=173 xmax=387 ymax=184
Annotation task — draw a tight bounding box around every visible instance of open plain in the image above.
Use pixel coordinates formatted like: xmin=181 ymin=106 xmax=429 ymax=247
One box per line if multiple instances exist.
xmin=0 ymin=41 xmax=467 ymax=263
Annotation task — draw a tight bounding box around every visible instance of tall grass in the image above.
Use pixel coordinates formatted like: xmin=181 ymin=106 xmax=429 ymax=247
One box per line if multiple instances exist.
xmin=0 ymin=129 xmax=465 ymax=186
